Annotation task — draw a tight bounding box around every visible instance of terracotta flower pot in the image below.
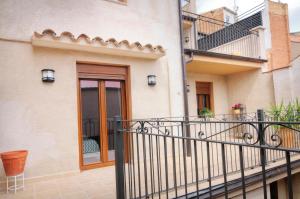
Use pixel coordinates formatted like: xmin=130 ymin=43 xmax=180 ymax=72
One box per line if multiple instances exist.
xmin=0 ymin=150 xmax=28 ymax=176
xmin=233 ymin=109 xmax=241 ymax=114
xmin=278 ymin=128 xmax=295 ymax=148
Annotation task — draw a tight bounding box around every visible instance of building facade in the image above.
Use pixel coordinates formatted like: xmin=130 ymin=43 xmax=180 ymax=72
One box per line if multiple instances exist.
xmin=0 ymin=0 xmax=184 ymax=180
xmin=183 ymin=0 xmax=300 ymax=118
xmin=0 ymin=0 xmax=299 ymax=198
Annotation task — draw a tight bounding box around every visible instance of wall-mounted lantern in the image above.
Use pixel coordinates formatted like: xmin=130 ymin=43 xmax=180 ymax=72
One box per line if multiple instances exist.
xmin=186 ymin=84 xmax=190 ymax=92
xmin=147 ymin=75 xmax=156 ymax=86
xmin=185 ymin=36 xmax=190 ymax=43
xmin=41 ymin=69 xmax=55 ymax=82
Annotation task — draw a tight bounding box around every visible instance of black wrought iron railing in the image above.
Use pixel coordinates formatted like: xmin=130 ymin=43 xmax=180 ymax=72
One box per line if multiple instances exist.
xmin=114 ymin=110 xmax=300 ymax=199
xmin=182 ymin=10 xmax=263 ymax=59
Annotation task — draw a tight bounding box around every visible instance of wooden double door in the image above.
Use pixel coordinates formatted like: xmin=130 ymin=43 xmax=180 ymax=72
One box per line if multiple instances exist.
xmin=77 ymin=64 xmax=129 ymax=169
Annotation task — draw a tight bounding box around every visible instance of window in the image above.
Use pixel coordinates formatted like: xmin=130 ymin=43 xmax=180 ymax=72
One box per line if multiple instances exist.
xmin=196 ymin=82 xmax=213 ymax=116
xmin=77 ymin=63 xmax=129 ymax=170
xmin=225 ymin=15 xmax=231 ymax=26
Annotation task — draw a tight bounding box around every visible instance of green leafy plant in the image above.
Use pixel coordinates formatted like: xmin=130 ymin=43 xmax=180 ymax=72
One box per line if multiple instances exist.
xmin=294 ymin=98 xmax=300 ymax=121
xmin=198 ymin=108 xmax=214 ymax=119
xmin=268 ymin=102 xmax=284 ymax=121
xmin=268 ymin=99 xmax=300 ymax=128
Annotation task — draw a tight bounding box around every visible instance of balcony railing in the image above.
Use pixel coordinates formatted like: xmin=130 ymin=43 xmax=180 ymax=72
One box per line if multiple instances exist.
xmin=183 ymin=10 xmax=263 ymax=59
xmin=114 ymin=110 xmax=300 ymax=199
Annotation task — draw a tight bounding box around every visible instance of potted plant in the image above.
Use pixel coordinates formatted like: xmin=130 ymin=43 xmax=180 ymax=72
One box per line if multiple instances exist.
xmin=231 ymin=103 xmax=247 ymax=138
xmin=0 ymin=150 xmax=28 ymax=176
xmin=268 ymin=100 xmax=300 ymax=148
xmin=232 ymin=103 xmax=243 ymax=115
xmin=198 ymin=108 xmax=214 ymax=120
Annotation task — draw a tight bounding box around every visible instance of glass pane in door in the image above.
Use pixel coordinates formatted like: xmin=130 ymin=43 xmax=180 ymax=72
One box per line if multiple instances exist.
xmin=105 ymin=81 xmax=122 ymax=161
xmin=80 ymin=80 xmax=101 ymax=165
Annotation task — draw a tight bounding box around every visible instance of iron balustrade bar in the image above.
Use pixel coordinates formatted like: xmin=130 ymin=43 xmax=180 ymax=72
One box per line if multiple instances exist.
xmin=114 ymin=116 xmax=125 ymax=199
xmin=206 ymin=142 xmax=212 ymax=198
xmin=239 ymin=146 xmax=246 ymax=199
xmin=172 ymin=137 xmax=178 ymax=198
xmin=118 ymin=130 xmax=300 ymax=153
xmin=286 ymin=151 xmax=293 ymax=199
xmin=221 ymin=144 xmax=228 ymax=199
xmin=193 ymin=140 xmax=199 ymax=198
xmin=183 ymin=10 xmax=231 ymax=26
xmin=125 ymin=119 xmax=300 ymax=125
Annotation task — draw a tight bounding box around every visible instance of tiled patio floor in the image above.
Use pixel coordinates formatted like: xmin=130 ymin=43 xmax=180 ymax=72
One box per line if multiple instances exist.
xmin=1 ymin=154 xmax=300 ymax=199
xmin=0 ymin=166 xmax=116 ymax=199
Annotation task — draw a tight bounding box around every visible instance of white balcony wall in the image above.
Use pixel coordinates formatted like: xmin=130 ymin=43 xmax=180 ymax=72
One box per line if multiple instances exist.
xmin=208 ymin=33 xmax=261 ymax=59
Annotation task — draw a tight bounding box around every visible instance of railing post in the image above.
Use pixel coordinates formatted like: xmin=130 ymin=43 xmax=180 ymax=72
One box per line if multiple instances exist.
xmin=257 ymin=109 xmax=265 ymax=146
xmin=193 ymin=19 xmax=199 ymax=49
xmin=181 ymin=118 xmax=191 ymax=156
xmin=114 ymin=116 xmax=125 ymax=199
xmin=257 ymin=109 xmax=268 ymax=199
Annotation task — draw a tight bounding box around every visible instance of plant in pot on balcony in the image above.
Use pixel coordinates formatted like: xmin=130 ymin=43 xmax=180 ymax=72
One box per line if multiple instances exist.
xmin=268 ymin=100 xmax=300 ymax=148
xmin=232 ymin=103 xmax=243 ymax=115
xmin=231 ymin=103 xmax=247 ymax=138
xmin=0 ymin=150 xmax=28 ymax=177
xmin=198 ymin=108 xmax=214 ymax=121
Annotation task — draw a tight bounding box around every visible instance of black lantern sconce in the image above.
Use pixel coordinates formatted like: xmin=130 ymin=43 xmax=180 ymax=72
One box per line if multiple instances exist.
xmin=147 ymin=75 xmax=156 ymax=86
xmin=185 ymin=36 xmax=190 ymax=43
xmin=41 ymin=69 xmax=55 ymax=82
xmin=186 ymin=84 xmax=190 ymax=92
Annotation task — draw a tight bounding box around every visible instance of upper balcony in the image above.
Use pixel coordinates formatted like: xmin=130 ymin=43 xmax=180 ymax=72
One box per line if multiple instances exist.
xmin=182 ymin=9 xmax=264 ymax=59
xmin=182 ymin=6 xmax=267 ymax=74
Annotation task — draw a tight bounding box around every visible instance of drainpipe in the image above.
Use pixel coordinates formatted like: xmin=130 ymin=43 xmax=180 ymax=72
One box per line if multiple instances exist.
xmin=178 ymin=0 xmax=191 ymax=156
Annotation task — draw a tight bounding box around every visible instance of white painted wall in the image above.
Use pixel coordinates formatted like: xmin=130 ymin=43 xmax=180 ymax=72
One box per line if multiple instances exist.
xmin=223 ymin=9 xmax=236 ymax=24
xmin=290 ymin=57 xmax=300 ymax=100
xmin=272 ymin=68 xmax=293 ymax=104
xmin=262 ymin=1 xmax=272 ymax=52
xmin=272 ymin=57 xmax=300 ymax=104
xmin=209 ymin=34 xmax=260 ymax=59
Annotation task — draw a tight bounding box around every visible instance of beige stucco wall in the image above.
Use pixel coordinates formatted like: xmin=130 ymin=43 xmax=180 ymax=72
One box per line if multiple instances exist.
xmin=188 ymin=69 xmax=275 ymax=115
xmin=272 ymin=68 xmax=293 ymax=104
xmin=231 ymin=185 xmax=271 ymax=199
xmin=290 ymin=41 xmax=300 ymax=60
xmin=272 ymin=173 xmax=300 ymax=199
xmin=0 ymin=0 xmax=183 ymax=180
xmin=187 ymin=72 xmax=229 ymax=116
xmin=272 ymin=57 xmax=300 ymax=104
xmin=0 ymin=40 xmax=172 ymax=180
xmin=0 ymin=0 xmax=184 ymax=117
xmin=290 ymin=58 xmax=300 ymax=100
xmin=226 ymin=69 xmax=275 ymax=113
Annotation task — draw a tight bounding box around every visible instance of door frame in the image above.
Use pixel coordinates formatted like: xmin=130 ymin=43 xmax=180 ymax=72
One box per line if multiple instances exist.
xmin=76 ymin=62 xmax=131 ymax=170
xmin=195 ymin=81 xmax=214 ymax=113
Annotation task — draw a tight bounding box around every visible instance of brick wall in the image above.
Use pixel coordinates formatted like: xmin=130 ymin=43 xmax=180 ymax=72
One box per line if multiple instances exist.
xmin=268 ymin=0 xmax=291 ymax=70
xmin=198 ymin=8 xmax=225 ymax=35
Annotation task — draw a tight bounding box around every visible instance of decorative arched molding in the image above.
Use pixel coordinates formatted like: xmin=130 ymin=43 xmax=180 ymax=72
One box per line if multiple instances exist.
xmin=32 ymin=29 xmax=165 ymax=59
